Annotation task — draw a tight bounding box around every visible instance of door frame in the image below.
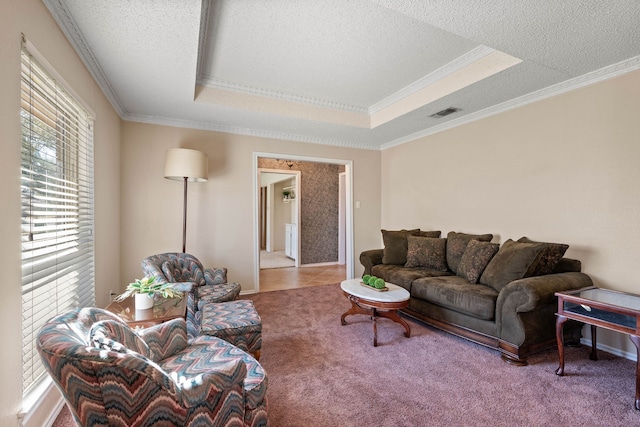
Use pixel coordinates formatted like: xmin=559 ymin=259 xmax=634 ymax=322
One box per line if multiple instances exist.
xmin=252 ymin=152 xmax=354 ymax=291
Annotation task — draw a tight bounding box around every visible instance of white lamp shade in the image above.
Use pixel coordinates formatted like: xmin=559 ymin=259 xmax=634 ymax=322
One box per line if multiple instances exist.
xmin=164 ymin=148 xmax=208 ymax=182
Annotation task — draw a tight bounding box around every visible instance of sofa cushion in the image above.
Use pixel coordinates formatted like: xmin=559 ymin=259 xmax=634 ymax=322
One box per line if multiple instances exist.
xmin=417 ymin=230 xmax=442 ymax=238
xmin=479 ymin=239 xmax=546 ymax=291
xmin=405 ymin=236 xmax=448 ymax=271
xmin=381 ymin=229 xmax=420 ymax=265
xmin=411 ymin=276 xmax=499 ymax=320
xmin=161 ymin=260 xmax=205 ymax=286
xmin=457 ymin=240 xmax=500 ymax=284
xmin=90 ymin=319 xmax=150 ymax=357
xmin=446 ymin=232 xmax=494 ymax=274
xmin=371 ymin=264 xmax=452 ymax=292
xmin=517 ymin=237 xmax=569 ymax=276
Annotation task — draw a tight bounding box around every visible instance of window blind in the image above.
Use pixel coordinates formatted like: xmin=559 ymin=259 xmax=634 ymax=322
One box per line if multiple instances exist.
xmin=20 ymin=40 xmax=95 ymax=397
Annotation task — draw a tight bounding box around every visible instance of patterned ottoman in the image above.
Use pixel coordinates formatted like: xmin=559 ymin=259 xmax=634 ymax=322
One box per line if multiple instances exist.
xmin=201 ymin=300 xmax=263 ymax=360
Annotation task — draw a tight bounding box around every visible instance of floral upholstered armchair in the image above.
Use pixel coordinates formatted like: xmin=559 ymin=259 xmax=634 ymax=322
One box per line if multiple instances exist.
xmin=37 ymin=307 xmax=268 ymax=427
xmin=141 ymin=252 xmax=242 ymax=338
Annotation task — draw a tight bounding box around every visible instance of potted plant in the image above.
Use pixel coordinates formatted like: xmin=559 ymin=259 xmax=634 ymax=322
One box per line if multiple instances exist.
xmin=115 ymin=276 xmax=182 ymax=310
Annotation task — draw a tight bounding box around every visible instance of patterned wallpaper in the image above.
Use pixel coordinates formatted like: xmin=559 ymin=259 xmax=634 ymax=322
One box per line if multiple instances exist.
xmin=258 ymin=158 xmax=345 ymax=264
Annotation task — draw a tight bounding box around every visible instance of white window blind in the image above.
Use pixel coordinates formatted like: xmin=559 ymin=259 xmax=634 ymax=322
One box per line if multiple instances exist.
xmin=20 ymin=39 xmax=95 ymax=397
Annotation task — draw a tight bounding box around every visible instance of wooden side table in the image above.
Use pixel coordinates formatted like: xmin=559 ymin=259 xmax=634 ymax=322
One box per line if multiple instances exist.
xmin=555 ymin=286 xmax=640 ymax=410
xmin=105 ymin=296 xmax=187 ymax=328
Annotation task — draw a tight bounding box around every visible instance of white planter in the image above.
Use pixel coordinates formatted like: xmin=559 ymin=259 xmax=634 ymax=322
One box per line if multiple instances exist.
xmin=135 ymin=293 xmax=154 ymax=310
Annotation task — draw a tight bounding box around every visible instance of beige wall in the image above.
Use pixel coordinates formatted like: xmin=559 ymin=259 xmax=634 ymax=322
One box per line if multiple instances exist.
xmin=381 ymin=68 xmax=640 ymax=355
xmin=0 ymin=0 xmax=121 ymax=425
xmin=120 ymin=121 xmax=382 ymax=293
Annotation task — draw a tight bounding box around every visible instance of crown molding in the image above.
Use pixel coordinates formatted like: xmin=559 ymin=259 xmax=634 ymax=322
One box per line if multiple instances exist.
xmin=197 ymin=46 xmax=498 ymax=118
xmin=43 ymin=0 xmax=127 ymax=117
xmin=123 ymin=113 xmax=379 ymax=151
xmin=380 ymin=54 xmax=640 ymax=150
xmin=369 ymin=45 xmax=495 ymax=114
xmin=197 ymin=77 xmax=369 ymax=114
xmin=195 ymin=0 xmax=211 ymax=85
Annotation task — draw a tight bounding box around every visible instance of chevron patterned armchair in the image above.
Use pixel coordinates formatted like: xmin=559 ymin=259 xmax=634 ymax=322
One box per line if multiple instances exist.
xmin=142 ymin=253 xmax=242 ymax=338
xmin=142 ymin=253 xmax=241 ymax=307
xmin=37 ymin=307 xmax=268 ymax=427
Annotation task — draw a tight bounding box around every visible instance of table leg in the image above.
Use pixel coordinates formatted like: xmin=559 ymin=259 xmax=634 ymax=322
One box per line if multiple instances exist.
xmin=373 ymin=308 xmax=378 ymax=347
xmin=589 ymin=324 xmax=598 ymax=361
xmin=629 ymin=335 xmax=640 ymax=410
xmin=555 ymin=314 xmax=568 ymax=376
xmin=376 ymin=310 xmax=411 ymax=338
xmin=341 ymin=298 xmax=370 ymax=325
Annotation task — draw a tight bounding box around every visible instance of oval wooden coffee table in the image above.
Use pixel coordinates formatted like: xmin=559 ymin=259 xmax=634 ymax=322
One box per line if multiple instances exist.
xmin=340 ymin=278 xmax=411 ymax=347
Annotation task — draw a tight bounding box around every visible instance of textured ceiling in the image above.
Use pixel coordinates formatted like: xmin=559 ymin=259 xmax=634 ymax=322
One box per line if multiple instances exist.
xmin=44 ymin=0 xmax=640 ymax=150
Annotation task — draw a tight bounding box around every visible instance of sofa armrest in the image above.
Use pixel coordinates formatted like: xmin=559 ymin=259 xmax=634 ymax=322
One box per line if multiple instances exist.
xmin=169 ymin=282 xmax=194 ymax=293
xmin=360 ymin=249 xmax=384 ymax=276
xmin=496 ymin=272 xmax=593 ymax=345
xmin=497 ymin=272 xmax=593 ymax=313
xmin=138 ymin=318 xmax=188 ymax=361
xmin=173 ymin=359 xmax=247 ymax=408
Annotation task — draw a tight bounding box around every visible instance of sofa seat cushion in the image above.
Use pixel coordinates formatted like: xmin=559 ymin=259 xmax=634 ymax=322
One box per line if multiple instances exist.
xmin=371 ymin=264 xmax=453 ymax=292
xmin=161 ymin=335 xmax=267 ymax=411
xmin=411 ymin=276 xmax=499 ymax=320
xmin=196 ymin=282 xmax=242 ymax=310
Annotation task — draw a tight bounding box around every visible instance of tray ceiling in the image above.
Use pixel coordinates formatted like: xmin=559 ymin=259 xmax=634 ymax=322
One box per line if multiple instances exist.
xmin=44 ymin=0 xmax=640 ymax=150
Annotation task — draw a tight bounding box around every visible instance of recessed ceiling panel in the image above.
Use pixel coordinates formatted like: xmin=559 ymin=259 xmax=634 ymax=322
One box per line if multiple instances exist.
xmin=199 ymin=0 xmax=479 ymax=107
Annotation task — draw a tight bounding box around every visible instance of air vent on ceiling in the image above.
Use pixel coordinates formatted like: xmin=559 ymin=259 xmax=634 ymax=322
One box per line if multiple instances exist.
xmin=429 ymin=107 xmax=461 ymax=118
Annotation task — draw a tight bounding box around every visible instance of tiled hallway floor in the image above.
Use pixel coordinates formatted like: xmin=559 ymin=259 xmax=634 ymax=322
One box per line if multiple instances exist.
xmin=259 ymin=264 xmax=347 ymax=292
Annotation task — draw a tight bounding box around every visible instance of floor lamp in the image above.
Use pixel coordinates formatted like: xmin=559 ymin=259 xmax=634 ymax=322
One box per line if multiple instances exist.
xmin=164 ymin=148 xmax=208 ymax=253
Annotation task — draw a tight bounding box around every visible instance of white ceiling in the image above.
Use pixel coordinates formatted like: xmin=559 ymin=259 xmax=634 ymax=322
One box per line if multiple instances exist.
xmin=44 ymin=0 xmax=640 ymax=150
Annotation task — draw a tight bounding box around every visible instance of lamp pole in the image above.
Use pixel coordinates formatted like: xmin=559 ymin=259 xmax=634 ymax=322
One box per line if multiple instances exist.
xmin=182 ymin=176 xmax=188 ymax=253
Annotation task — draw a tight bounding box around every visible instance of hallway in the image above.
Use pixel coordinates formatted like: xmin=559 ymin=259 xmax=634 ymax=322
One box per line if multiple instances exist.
xmin=259 ymin=264 xmax=347 ymax=292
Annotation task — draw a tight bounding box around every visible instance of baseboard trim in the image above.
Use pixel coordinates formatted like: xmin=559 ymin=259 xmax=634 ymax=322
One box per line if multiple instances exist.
xmin=18 ymin=378 xmax=64 ymax=427
xmin=300 ymin=261 xmax=340 ymax=267
xmin=580 ymin=338 xmax=637 ymax=362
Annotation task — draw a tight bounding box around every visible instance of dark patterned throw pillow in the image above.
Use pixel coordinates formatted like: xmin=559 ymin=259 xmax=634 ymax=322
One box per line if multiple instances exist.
xmin=405 ymin=236 xmax=448 ymax=271
xmin=446 ymin=231 xmax=494 ymax=274
xmin=457 ymin=240 xmax=500 ymax=283
xmin=517 ymin=237 xmax=569 ymax=276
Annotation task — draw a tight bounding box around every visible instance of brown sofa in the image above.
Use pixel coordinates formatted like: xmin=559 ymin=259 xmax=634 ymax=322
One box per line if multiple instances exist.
xmin=360 ymin=230 xmax=593 ymax=365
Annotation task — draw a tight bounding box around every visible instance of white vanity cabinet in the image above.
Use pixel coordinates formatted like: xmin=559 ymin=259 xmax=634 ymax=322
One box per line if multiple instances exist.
xmin=285 ymin=223 xmax=297 ymax=260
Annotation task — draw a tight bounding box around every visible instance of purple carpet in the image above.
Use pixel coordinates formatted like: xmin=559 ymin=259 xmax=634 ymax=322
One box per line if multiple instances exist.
xmin=55 ymin=283 xmax=639 ymax=426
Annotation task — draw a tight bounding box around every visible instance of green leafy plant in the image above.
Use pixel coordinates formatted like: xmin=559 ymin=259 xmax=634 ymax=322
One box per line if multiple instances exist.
xmin=115 ymin=276 xmax=182 ymax=301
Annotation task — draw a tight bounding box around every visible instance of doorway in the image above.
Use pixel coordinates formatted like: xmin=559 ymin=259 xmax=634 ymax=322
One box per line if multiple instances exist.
xmin=253 ymin=153 xmax=354 ymax=292
xmin=258 ymin=169 xmax=300 ymax=269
